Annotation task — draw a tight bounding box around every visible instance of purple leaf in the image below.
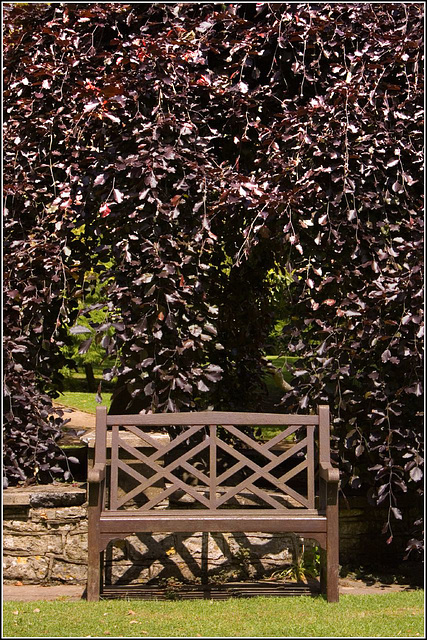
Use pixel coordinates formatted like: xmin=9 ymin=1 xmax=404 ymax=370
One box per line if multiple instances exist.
xmin=84 ymin=101 xmax=99 ymax=112
xmin=113 ymin=188 xmax=124 ymax=203
xmin=94 ymin=174 xmax=106 ymax=186
xmin=197 ymin=380 xmax=210 ymax=393
xmin=144 ymin=382 xmax=154 ymax=396
xmin=381 ymin=349 xmax=391 ymax=363
xmin=78 ymin=338 xmax=93 ymax=354
xmin=410 ymin=467 xmax=423 ymax=482
xmin=299 ymin=395 xmax=309 ymax=409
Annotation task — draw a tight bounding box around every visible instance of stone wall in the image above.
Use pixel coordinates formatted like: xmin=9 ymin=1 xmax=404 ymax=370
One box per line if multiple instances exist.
xmin=3 ymin=484 xmax=418 ymax=586
xmin=4 ymin=486 xmax=88 ymax=585
xmin=3 ymin=485 xmax=299 ymax=585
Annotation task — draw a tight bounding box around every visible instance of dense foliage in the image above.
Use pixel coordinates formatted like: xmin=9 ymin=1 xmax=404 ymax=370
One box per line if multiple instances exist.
xmin=3 ymin=3 xmax=423 ymax=555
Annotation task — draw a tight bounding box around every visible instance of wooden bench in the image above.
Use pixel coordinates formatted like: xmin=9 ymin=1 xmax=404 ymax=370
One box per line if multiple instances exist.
xmin=87 ymin=406 xmax=339 ymax=601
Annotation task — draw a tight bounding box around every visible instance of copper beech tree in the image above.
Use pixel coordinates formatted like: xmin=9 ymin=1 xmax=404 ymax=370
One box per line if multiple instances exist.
xmin=4 ymin=3 xmax=423 ymax=557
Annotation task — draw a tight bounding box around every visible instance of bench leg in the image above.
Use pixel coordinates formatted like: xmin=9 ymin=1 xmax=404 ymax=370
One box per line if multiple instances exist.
xmin=87 ymin=509 xmax=102 ymax=602
xmin=325 ymin=503 xmax=339 ymax=602
xmin=319 ymin=542 xmax=339 ymax=601
xmin=87 ymin=549 xmax=103 ymax=601
xmin=319 ymin=546 xmax=327 ymax=595
xmin=326 ymin=538 xmax=339 ymax=602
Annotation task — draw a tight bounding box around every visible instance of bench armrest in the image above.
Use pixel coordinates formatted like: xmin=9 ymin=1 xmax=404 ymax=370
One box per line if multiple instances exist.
xmin=88 ymin=462 xmax=106 ymax=484
xmin=319 ymin=462 xmax=339 ymax=484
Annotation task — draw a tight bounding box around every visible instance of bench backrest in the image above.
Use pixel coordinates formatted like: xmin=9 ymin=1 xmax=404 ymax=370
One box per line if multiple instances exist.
xmin=94 ymin=407 xmax=331 ymax=512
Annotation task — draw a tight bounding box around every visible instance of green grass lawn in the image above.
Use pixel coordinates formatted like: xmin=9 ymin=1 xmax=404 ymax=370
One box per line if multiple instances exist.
xmin=56 ymin=391 xmax=112 ymax=415
xmin=3 ymin=592 xmax=424 ymax=637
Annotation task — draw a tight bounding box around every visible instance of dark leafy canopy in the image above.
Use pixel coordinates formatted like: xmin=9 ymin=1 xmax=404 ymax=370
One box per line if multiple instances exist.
xmin=3 ymin=3 xmax=423 ymax=553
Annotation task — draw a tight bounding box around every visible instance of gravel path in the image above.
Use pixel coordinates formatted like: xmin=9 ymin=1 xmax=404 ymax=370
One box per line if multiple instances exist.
xmin=53 ymin=403 xmax=96 ymax=430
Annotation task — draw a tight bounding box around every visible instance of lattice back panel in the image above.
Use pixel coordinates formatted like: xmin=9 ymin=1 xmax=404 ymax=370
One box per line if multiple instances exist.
xmin=106 ymin=421 xmax=316 ymax=512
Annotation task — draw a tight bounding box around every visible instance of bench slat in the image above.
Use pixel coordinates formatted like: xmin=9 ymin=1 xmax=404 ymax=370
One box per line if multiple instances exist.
xmin=106 ymin=411 xmax=319 ymax=426
xmin=101 ymin=508 xmax=323 ymax=517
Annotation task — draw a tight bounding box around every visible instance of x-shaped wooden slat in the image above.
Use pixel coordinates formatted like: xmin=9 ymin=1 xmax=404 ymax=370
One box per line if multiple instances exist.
xmin=109 ymin=423 xmax=207 ymax=508
xmin=112 ymin=432 xmax=211 ymax=510
xmin=216 ymin=435 xmax=308 ymax=485
xmin=215 ymin=425 xmax=311 ymax=502
xmin=214 ymin=439 xmax=310 ymax=508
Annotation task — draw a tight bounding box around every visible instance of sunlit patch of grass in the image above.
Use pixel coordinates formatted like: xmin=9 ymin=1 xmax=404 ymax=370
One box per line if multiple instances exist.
xmin=56 ymin=391 xmax=112 ymax=414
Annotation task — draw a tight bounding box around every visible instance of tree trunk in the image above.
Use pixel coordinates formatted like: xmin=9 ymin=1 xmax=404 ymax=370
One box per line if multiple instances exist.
xmin=84 ymin=363 xmax=96 ymax=393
